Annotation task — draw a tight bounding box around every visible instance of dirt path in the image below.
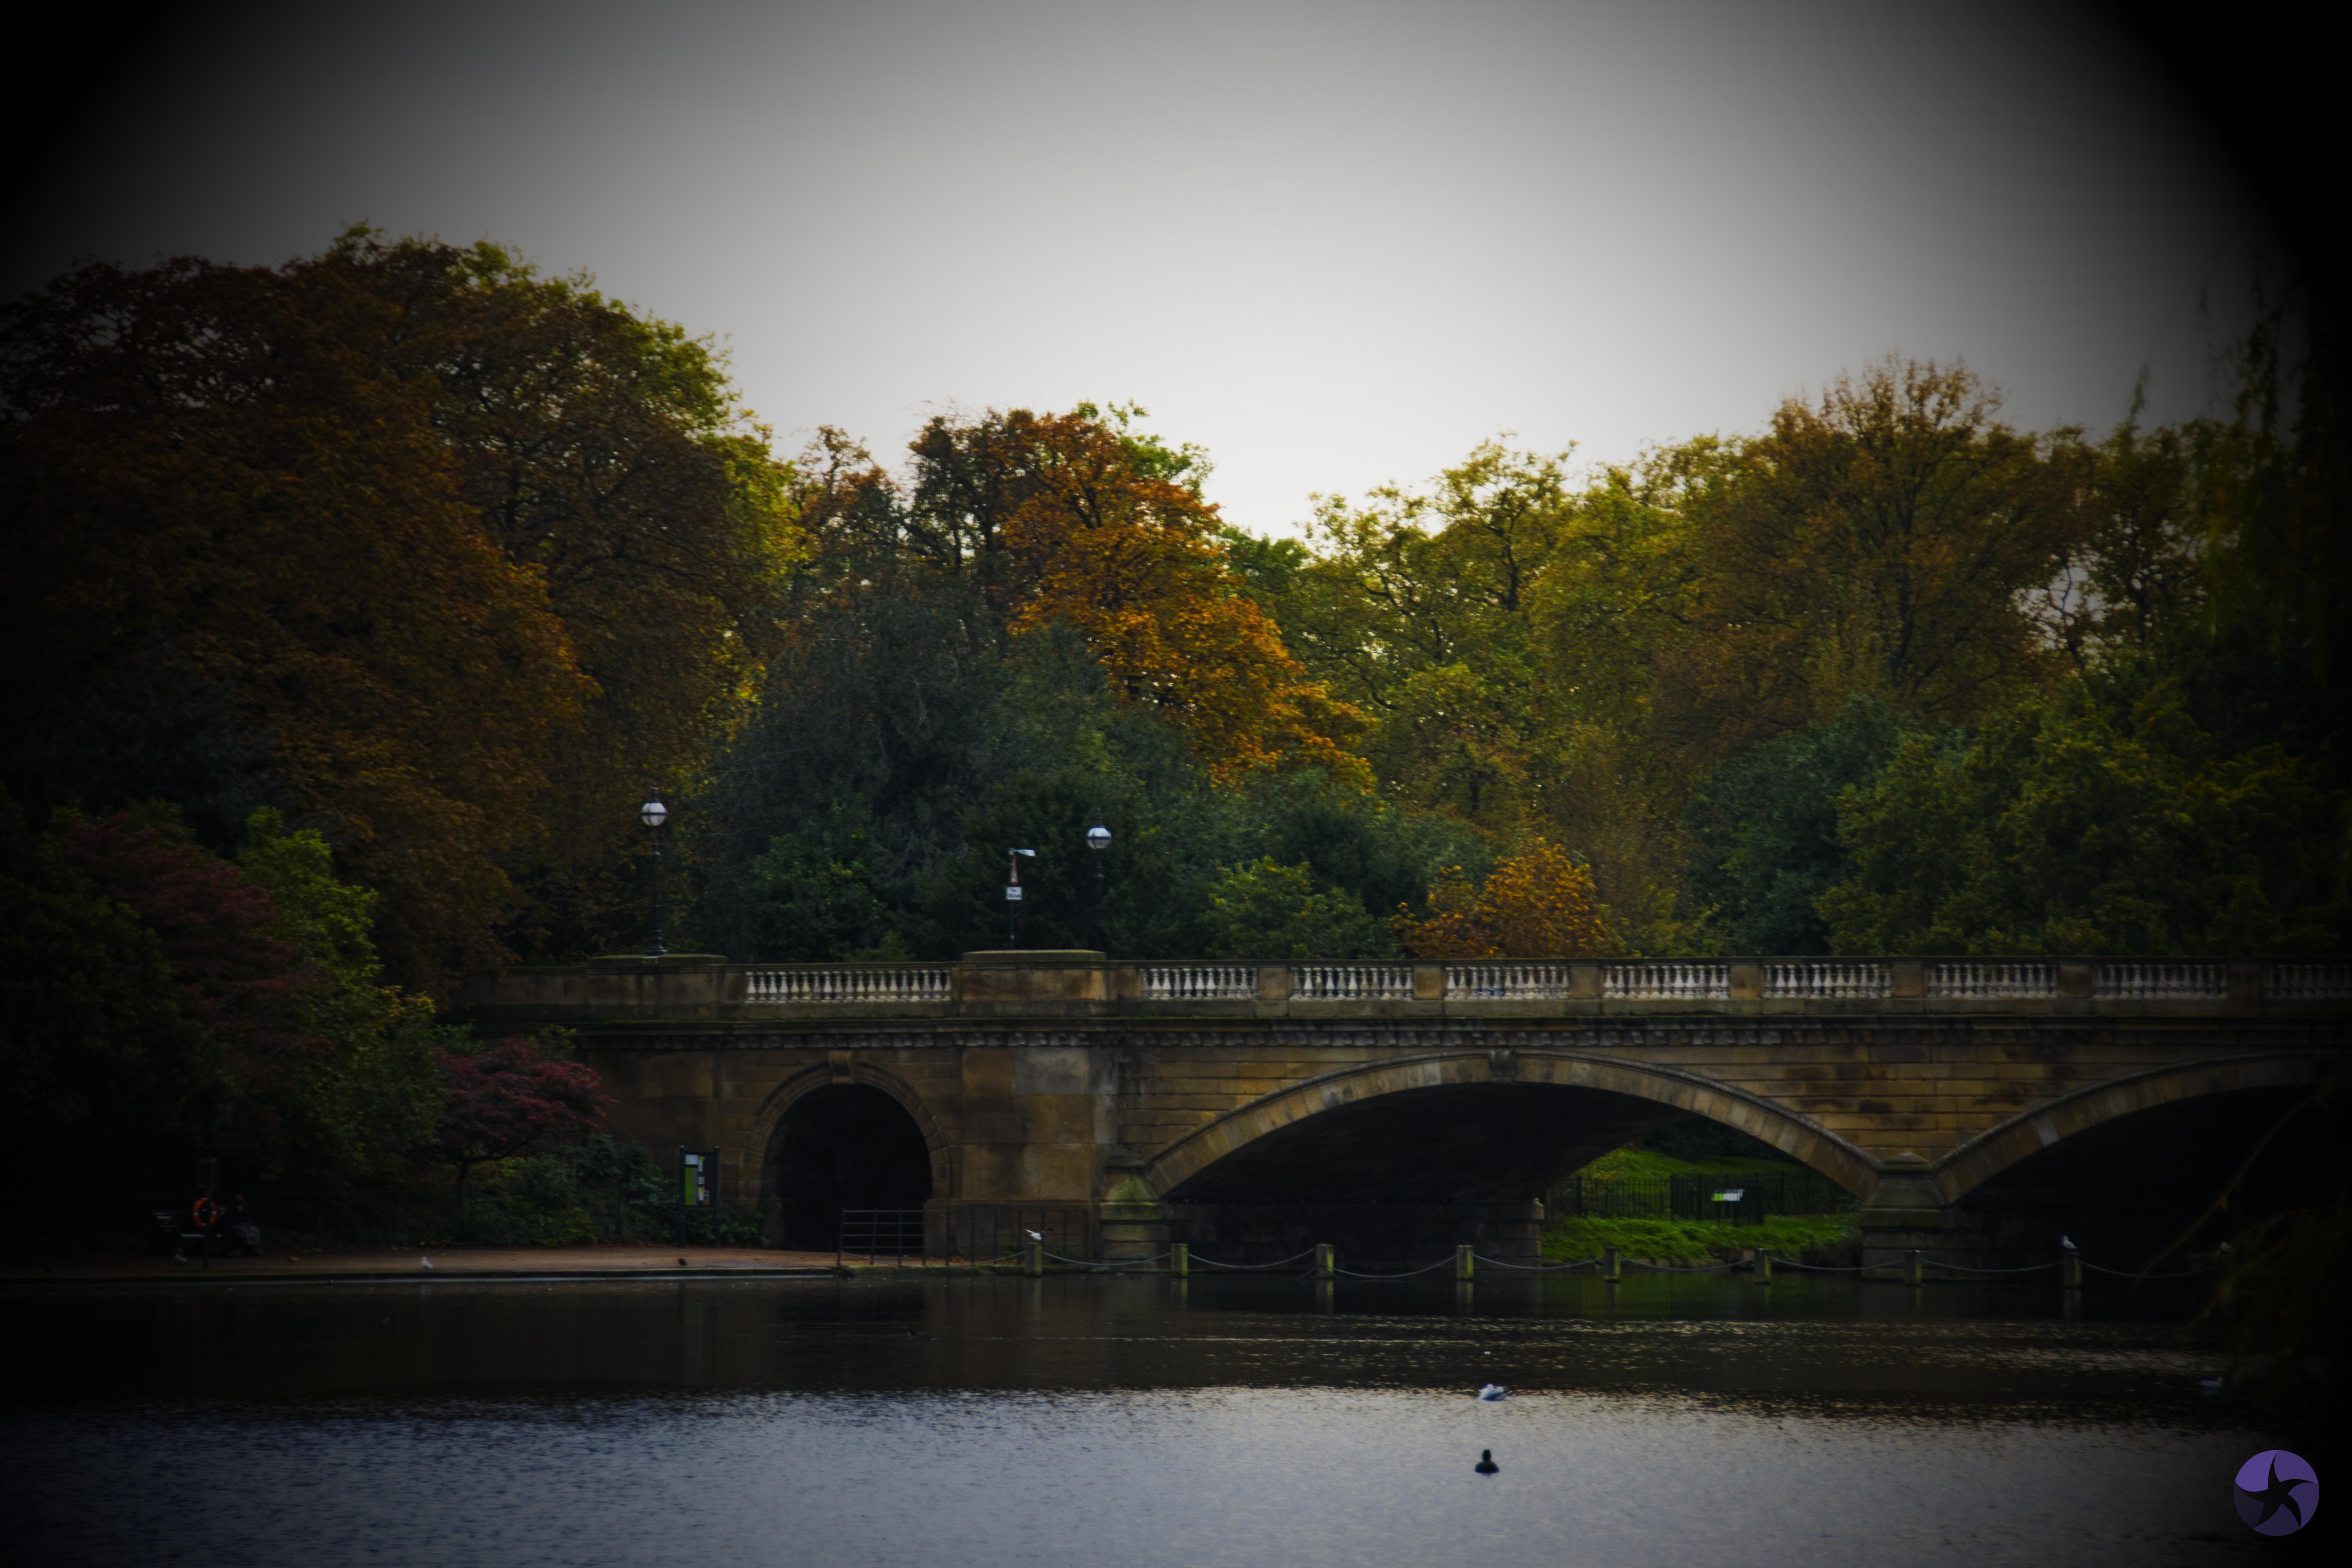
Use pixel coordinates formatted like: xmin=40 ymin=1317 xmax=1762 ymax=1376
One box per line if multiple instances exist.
xmin=0 ymin=1244 xmax=894 ymax=1285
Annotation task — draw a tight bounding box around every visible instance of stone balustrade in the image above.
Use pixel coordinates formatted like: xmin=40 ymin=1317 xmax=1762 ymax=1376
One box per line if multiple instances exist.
xmin=452 ymin=952 xmax=2352 ymax=1026
xmin=1142 ymin=964 xmax=1258 ymax=1002
xmin=1290 ymin=963 xmax=1416 ymax=1002
xmin=744 ymin=965 xmax=953 ymax=1004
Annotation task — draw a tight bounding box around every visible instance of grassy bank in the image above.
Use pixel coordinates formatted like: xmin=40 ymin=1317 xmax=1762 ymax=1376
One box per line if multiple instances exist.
xmin=1541 ymin=1211 xmax=1857 ymax=1264
xmin=1562 ymin=1145 xmax=1830 ymax=1184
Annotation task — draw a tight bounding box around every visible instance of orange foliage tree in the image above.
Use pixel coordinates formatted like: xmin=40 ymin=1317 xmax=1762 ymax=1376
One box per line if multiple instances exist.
xmin=1394 ymin=838 xmax=1612 ymax=958
xmin=998 ymin=411 xmax=1365 ymax=780
xmin=793 ymin=407 xmax=1365 ymax=783
xmin=1 ymin=254 xmax=592 ymax=982
xmin=2 ymin=233 xmax=797 ymax=979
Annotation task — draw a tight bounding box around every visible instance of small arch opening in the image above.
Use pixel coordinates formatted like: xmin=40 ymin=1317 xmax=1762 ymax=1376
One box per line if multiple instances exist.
xmin=768 ymin=1084 xmax=932 ymax=1250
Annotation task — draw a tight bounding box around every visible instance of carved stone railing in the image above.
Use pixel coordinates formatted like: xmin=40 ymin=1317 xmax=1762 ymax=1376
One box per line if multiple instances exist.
xmin=2270 ymin=962 xmax=2352 ymax=1000
xmin=1143 ymin=964 xmax=1257 ymax=1002
xmin=743 ymin=965 xmax=953 ymax=1004
xmin=1604 ymin=962 xmax=1728 ymax=1001
xmin=1291 ymin=963 xmax=1415 ymax=1002
xmin=454 ymin=951 xmax=2352 ymax=1024
xmin=1931 ymin=961 xmax=2056 ymax=1000
xmin=1448 ymin=962 xmax=1573 ymax=1000
xmin=1766 ymin=960 xmax=1889 ymax=1000
xmin=2096 ymin=961 xmax=2227 ymax=1000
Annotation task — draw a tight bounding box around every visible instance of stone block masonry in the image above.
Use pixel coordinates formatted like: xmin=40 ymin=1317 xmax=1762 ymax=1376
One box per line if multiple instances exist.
xmin=457 ymin=953 xmax=2350 ymax=1267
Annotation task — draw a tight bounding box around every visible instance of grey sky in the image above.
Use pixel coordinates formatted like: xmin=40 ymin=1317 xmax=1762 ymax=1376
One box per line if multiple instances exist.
xmin=7 ymin=0 xmax=2280 ymax=534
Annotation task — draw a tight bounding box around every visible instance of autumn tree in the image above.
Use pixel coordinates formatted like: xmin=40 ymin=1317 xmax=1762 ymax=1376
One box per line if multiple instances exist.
xmin=52 ymin=808 xmax=323 ymax=1170
xmin=1394 ymin=839 xmax=1612 ymax=959
xmin=298 ymin=234 xmax=800 ymax=958
xmin=426 ymin=1030 xmax=614 ymax=1194
xmin=0 ymin=253 xmax=591 ymax=981
xmin=883 ymin=406 xmax=1365 ymax=779
xmin=1666 ymin=359 xmax=2084 ymax=754
xmin=44 ymin=804 xmax=446 ymax=1178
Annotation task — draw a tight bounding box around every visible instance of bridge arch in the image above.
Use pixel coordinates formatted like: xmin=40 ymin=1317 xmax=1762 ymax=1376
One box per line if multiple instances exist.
xmin=1931 ymin=1051 xmax=2329 ymax=1204
xmin=750 ymin=1061 xmax=955 ymax=1247
xmin=1142 ymin=1049 xmax=1878 ymax=1203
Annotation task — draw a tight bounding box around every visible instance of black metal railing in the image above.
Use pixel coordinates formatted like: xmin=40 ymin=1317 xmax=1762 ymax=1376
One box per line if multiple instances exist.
xmin=835 ymin=1206 xmax=1096 ymax=1266
xmin=1550 ymin=1170 xmax=1857 ymax=1224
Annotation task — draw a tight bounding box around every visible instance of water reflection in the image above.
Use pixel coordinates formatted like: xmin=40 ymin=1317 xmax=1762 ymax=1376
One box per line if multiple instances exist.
xmin=1 ymin=1275 xmax=2278 ymax=1566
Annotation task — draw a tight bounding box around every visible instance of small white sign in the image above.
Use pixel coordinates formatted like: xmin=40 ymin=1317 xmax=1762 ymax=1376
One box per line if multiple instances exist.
xmin=1712 ymin=1189 xmax=1745 ymax=1203
xmin=1005 ymin=885 xmax=1023 ymax=901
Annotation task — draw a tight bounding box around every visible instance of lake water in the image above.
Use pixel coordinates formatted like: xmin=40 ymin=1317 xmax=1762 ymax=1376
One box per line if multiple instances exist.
xmin=0 ymin=1272 xmax=2304 ymax=1566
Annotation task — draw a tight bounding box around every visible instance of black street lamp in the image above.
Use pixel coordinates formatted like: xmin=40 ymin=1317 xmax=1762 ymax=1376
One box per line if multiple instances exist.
xmin=1086 ymin=812 xmax=1111 ymax=947
xmin=641 ymin=792 xmax=669 ymax=957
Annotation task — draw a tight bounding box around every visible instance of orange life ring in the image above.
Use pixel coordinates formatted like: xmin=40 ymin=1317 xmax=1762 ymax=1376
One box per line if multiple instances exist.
xmin=192 ymin=1196 xmax=220 ymax=1228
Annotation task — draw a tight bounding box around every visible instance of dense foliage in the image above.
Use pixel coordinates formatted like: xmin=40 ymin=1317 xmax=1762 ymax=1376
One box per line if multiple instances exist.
xmin=1252 ymin=351 xmax=2349 ymax=955
xmin=4 ymin=233 xmax=2343 ymax=1213
xmin=0 ymin=229 xmax=796 ymax=984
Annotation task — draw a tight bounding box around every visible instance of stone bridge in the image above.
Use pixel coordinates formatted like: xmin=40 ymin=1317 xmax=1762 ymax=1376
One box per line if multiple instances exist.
xmin=454 ymin=952 xmax=2352 ymax=1267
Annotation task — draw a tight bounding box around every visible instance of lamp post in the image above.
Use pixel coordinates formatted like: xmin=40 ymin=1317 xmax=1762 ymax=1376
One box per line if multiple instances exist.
xmin=1086 ymin=813 xmax=1111 ymax=948
xmin=641 ymin=792 xmax=669 ymax=957
xmin=1005 ymin=847 xmax=1035 ymax=946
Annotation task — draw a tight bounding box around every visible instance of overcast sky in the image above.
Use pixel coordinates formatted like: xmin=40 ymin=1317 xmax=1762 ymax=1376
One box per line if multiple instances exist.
xmin=4 ymin=0 xmax=2287 ymax=535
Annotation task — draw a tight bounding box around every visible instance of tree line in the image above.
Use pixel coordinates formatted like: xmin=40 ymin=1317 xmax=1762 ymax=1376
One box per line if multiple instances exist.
xmin=4 ymin=232 xmax=2344 ymax=1193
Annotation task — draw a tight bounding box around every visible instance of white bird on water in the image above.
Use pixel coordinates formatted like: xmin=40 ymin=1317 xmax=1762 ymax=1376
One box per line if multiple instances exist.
xmin=420 ymin=1256 xmax=434 ymax=1270
xmin=1477 ymin=1384 xmax=1506 ymax=1401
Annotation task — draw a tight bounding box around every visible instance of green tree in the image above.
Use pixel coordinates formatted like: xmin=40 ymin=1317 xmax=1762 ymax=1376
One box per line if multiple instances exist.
xmin=1200 ymin=859 xmax=1396 ymax=960
xmin=1287 ymin=441 xmax=1575 ymax=829
xmin=1685 ymin=697 xmax=1904 ymax=954
xmin=1820 ymin=672 xmax=2344 ymax=954
xmin=237 ymin=809 xmax=442 ymax=1178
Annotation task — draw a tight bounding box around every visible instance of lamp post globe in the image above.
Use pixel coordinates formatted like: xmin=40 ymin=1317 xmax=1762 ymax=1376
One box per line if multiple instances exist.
xmin=1086 ymin=815 xmax=1111 ymax=947
xmin=641 ymin=793 xmax=668 ymax=957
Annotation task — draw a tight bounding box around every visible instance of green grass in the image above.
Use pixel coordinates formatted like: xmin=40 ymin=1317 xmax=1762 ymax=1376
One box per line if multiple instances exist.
xmin=1540 ymin=1211 xmax=1857 ymax=1264
xmin=1567 ymin=1146 xmax=1815 ymax=1183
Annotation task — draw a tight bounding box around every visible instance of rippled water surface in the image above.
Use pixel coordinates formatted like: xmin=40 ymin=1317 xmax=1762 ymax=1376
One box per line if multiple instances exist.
xmin=0 ymin=1274 xmax=2297 ymax=1566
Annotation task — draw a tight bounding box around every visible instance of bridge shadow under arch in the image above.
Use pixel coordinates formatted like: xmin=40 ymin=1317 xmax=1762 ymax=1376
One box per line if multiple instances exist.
xmin=1144 ymin=1051 xmax=1875 ymax=1265
xmin=760 ymin=1077 xmax=937 ymax=1250
xmin=1932 ymin=1053 xmax=2332 ymax=1266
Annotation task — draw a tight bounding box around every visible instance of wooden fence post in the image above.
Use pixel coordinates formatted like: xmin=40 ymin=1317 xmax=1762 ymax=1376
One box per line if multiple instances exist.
xmin=1313 ymin=1242 xmax=1335 ymax=1280
xmin=1455 ymin=1243 xmax=1474 ymax=1283
xmin=1171 ymin=1242 xmax=1188 ymax=1279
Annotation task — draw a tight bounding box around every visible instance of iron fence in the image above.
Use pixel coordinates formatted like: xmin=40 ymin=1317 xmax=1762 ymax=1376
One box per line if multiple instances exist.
xmin=1551 ymin=1170 xmax=1855 ymax=1224
xmin=835 ymin=1206 xmax=1096 ymax=1266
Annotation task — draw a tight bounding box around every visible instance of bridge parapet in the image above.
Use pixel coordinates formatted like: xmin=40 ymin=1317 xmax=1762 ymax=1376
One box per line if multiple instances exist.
xmin=453 ymin=951 xmax=2352 ymax=1027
